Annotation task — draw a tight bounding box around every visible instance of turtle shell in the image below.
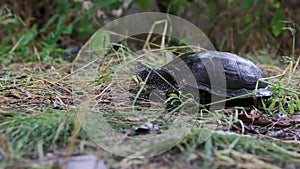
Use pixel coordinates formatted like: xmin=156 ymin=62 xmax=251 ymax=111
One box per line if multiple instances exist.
xmin=161 ymin=50 xmax=272 ymax=98
xmin=137 ymin=50 xmax=272 ymax=99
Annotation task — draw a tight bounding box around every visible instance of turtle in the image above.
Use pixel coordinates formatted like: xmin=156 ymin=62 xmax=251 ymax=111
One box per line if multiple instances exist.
xmin=135 ymin=50 xmax=272 ymax=107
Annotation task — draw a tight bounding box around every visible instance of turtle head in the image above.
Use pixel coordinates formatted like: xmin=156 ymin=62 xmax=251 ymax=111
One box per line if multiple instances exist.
xmin=135 ymin=61 xmax=158 ymax=83
xmin=135 ymin=61 xmax=178 ymax=92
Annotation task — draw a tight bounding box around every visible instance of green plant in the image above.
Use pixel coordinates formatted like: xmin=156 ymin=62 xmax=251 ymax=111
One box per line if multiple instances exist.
xmin=254 ymin=21 xmax=299 ymax=115
xmin=238 ymin=0 xmax=286 ymax=36
xmin=0 ymin=0 xmax=98 ymax=65
xmin=0 ymin=5 xmax=28 ymax=64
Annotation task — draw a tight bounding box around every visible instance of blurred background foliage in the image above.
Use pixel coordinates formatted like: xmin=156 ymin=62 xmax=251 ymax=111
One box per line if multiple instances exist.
xmin=0 ymin=0 xmax=299 ymax=65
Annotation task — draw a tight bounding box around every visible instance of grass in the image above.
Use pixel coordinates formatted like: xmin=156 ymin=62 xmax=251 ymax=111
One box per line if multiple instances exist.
xmin=0 ymin=109 xmax=75 ymax=157
xmin=109 ymin=129 xmax=300 ymax=168
xmin=1 ymin=39 xmax=300 ymax=168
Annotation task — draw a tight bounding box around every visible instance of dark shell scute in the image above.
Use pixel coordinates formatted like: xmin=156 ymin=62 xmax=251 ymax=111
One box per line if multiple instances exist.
xmin=161 ymin=50 xmax=272 ymax=98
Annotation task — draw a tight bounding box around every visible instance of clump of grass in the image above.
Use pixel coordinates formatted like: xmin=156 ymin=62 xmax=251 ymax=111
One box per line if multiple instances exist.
xmin=117 ymin=126 xmax=300 ymax=168
xmin=170 ymin=127 xmax=300 ymax=168
xmin=0 ymin=109 xmax=78 ymax=159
